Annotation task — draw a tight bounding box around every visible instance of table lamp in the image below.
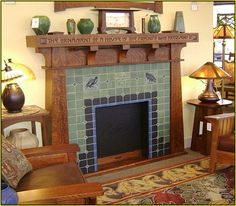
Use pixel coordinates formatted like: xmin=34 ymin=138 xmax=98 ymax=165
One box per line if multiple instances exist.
xmin=189 ymin=62 xmax=231 ymax=102
xmin=1 ymin=59 xmax=35 ymax=113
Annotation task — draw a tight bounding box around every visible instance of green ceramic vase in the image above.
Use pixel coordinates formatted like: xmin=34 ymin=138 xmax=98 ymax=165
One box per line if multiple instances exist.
xmin=31 ymin=15 xmax=50 ymax=35
xmin=174 ymin=11 xmax=185 ymax=33
xmin=67 ymin=19 xmax=76 ymax=34
xmin=148 ymin=15 xmax=161 ymax=33
xmin=77 ymin=18 xmax=94 ymax=34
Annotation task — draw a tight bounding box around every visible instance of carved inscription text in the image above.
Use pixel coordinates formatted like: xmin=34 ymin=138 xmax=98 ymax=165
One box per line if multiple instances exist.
xmin=32 ymin=33 xmax=199 ymax=48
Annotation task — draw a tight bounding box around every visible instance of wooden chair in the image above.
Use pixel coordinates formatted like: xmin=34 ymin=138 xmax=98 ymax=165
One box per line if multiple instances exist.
xmin=16 ymin=144 xmax=103 ymax=204
xmin=205 ymin=113 xmax=235 ymax=173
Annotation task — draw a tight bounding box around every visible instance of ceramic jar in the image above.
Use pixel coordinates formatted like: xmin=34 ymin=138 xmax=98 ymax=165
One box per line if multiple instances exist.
xmin=31 ymin=15 xmax=50 ymax=35
xmin=174 ymin=11 xmax=185 ymax=33
xmin=1 ymin=182 xmax=18 ymax=204
xmin=148 ymin=15 xmax=161 ymax=33
xmin=77 ymin=18 xmax=94 ymax=34
xmin=7 ymin=128 xmax=39 ymax=149
xmin=66 ymin=19 xmax=76 ymax=34
xmin=2 ymin=83 xmax=25 ymax=113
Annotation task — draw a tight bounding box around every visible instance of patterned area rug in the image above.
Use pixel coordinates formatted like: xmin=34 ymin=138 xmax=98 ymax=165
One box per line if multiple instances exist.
xmin=97 ymin=158 xmax=235 ymax=204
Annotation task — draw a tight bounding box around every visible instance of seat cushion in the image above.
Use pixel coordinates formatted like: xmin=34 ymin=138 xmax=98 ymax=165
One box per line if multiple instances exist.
xmin=16 ymin=162 xmax=85 ymax=192
xmin=218 ymin=133 xmax=235 ymax=152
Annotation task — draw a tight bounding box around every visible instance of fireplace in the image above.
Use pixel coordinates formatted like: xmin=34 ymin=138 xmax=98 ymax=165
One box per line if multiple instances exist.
xmin=26 ymin=32 xmax=198 ymax=174
xmin=66 ymin=63 xmax=170 ymax=173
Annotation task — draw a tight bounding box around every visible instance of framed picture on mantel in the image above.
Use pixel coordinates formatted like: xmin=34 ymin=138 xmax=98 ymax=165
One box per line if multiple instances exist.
xmin=96 ymin=9 xmax=137 ymax=34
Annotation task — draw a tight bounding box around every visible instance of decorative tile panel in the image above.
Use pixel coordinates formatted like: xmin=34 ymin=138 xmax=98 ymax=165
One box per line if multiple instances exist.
xmin=66 ymin=63 xmax=170 ymax=174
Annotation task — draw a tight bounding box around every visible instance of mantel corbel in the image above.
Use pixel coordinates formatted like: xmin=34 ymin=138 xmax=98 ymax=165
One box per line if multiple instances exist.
xmin=36 ymin=48 xmax=52 ymax=68
xmin=148 ymin=43 xmax=160 ymax=61
xmin=119 ymin=44 xmax=130 ymax=63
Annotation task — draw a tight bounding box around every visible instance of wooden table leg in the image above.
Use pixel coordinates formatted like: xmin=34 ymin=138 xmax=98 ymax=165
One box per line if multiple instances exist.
xmin=41 ymin=116 xmax=51 ymax=145
xmin=32 ymin=121 xmax=36 ymax=135
xmin=191 ymin=107 xmax=203 ymax=152
xmin=202 ymin=107 xmax=223 ymax=155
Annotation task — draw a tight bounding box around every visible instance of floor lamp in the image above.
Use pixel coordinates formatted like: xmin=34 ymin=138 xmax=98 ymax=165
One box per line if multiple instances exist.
xmin=213 ymin=24 xmax=234 ymax=97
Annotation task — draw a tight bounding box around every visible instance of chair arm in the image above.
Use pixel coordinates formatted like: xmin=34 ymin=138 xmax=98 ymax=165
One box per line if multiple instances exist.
xmin=22 ymin=144 xmax=79 ymax=169
xmin=17 ymin=182 xmax=103 ymax=204
xmin=205 ymin=113 xmax=234 ymax=143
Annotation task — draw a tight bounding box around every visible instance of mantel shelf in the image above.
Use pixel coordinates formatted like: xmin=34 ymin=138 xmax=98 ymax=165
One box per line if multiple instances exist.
xmin=26 ymin=32 xmax=198 ymax=48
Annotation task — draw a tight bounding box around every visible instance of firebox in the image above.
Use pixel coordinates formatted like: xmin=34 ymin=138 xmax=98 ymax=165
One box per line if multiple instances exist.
xmin=96 ymin=101 xmax=149 ymax=159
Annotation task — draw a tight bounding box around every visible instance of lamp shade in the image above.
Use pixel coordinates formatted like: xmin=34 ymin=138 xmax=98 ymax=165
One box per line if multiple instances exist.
xmin=213 ymin=25 xmax=234 ymax=39
xmin=189 ymin=62 xmax=231 ymax=102
xmin=189 ymin=62 xmax=231 ymax=79
xmin=1 ymin=59 xmax=35 ymax=83
xmin=1 ymin=60 xmax=22 ymax=83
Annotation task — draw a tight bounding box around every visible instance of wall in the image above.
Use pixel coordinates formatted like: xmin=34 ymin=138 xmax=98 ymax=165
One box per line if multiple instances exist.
xmin=2 ymin=2 xmax=213 ymax=148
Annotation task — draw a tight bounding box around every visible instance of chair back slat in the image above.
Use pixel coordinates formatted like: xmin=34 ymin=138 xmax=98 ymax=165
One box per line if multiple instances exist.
xmin=218 ymin=117 xmax=234 ymax=137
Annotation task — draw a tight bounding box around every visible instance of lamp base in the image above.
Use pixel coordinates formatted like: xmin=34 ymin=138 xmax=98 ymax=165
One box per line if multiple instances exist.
xmin=2 ymin=83 xmax=25 ymax=113
xmin=198 ymin=79 xmax=220 ymax=102
xmin=198 ymin=93 xmax=219 ymax=102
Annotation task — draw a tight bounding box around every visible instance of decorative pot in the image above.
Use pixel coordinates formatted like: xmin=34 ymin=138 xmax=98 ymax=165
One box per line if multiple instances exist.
xmin=174 ymin=11 xmax=185 ymax=33
xmin=31 ymin=15 xmax=50 ymax=35
xmin=77 ymin=18 xmax=94 ymax=34
xmin=7 ymin=128 xmax=39 ymax=149
xmin=2 ymin=83 xmax=25 ymax=113
xmin=1 ymin=182 xmax=18 ymax=204
xmin=148 ymin=15 xmax=161 ymax=33
xmin=66 ymin=19 xmax=76 ymax=34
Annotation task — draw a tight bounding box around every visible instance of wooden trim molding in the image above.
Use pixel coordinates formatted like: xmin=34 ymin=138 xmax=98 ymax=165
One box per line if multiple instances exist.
xmin=26 ymin=32 xmax=198 ymax=156
xmin=54 ymin=1 xmax=163 ymax=13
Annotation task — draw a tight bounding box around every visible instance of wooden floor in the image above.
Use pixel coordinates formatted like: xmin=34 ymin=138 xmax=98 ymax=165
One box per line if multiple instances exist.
xmin=86 ymin=148 xmax=206 ymax=183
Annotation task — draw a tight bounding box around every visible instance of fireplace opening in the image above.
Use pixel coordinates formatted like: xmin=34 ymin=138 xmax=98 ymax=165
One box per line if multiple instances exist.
xmin=95 ymin=102 xmax=149 ymax=170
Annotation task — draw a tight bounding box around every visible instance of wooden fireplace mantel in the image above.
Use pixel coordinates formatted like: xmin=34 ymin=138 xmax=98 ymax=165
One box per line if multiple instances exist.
xmin=26 ymin=32 xmax=198 ymax=155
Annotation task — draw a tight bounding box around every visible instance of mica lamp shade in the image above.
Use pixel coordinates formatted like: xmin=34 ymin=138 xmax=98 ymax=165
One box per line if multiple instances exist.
xmin=213 ymin=25 xmax=234 ymax=39
xmin=189 ymin=62 xmax=231 ymax=102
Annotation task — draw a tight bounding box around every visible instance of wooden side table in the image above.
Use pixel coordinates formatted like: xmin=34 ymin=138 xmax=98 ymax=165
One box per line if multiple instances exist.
xmin=187 ymin=99 xmax=232 ymax=155
xmin=1 ymin=105 xmax=51 ymax=146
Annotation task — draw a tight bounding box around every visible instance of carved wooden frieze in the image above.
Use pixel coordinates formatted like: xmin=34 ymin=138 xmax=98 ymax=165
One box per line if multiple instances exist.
xmin=26 ymin=33 xmax=198 ymax=48
xmin=54 ymin=1 xmax=163 ymax=13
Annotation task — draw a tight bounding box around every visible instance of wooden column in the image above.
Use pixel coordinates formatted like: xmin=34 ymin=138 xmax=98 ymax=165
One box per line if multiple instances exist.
xmin=45 ymin=69 xmax=68 ymax=144
xmin=170 ymin=43 xmax=186 ymax=153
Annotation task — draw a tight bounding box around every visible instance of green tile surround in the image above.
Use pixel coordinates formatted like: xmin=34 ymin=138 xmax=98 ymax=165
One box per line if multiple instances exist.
xmin=66 ymin=63 xmax=170 ymax=173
